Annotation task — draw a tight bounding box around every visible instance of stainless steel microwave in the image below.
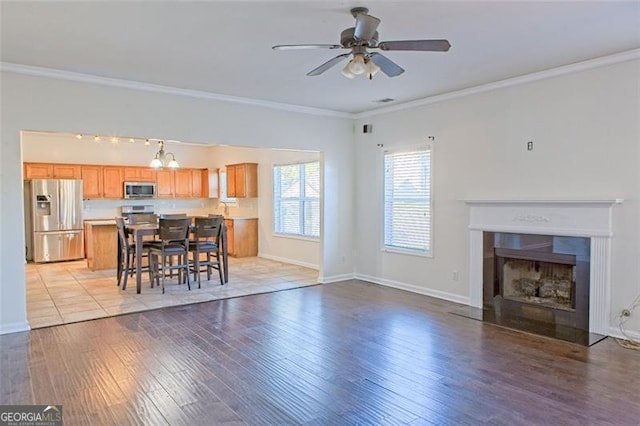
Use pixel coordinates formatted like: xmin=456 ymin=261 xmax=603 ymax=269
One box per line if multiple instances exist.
xmin=123 ymin=182 xmax=157 ymax=199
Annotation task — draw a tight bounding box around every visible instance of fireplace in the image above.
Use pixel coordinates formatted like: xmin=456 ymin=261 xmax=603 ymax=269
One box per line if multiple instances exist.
xmin=462 ymin=199 xmax=622 ymax=345
xmin=483 ymin=232 xmax=590 ymax=338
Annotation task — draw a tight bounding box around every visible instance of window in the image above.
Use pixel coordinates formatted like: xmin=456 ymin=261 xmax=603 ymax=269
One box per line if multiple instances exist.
xmin=383 ymin=146 xmax=432 ymax=255
xmin=273 ymin=161 xmax=320 ymax=238
xmin=219 ymin=169 xmax=237 ymax=204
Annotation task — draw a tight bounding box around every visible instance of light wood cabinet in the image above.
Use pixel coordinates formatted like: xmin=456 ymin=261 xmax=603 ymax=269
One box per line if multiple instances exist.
xmin=24 ymin=162 xmax=81 ymax=179
xmin=123 ymin=167 xmax=156 ymax=182
xmin=192 ymin=169 xmax=203 ymax=198
xmin=84 ymin=221 xmax=118 ymax=271
xmin=102 ymin=166 xmax=124 ymax=198
xmin=224 ymin=218 xmax=257 ymax=257
xmin=53 ymin=164 xmax=81 ymax=179
xmin=226 ymin=163 xmax=258 ymax=198
xmin=81 ymin=166 xmax=103 ymax=199
xmin=25 ymin=161 xmax=211 ymax=199
xmin=81 ymin=165 xmax=122 ymax=199
xmin=156 ymin=169 xmax=174 ymax=198
xmin=156 ymin=168 xmax=208 ymax=198
xmin=174 ymin=169 xmax=193 ymax=198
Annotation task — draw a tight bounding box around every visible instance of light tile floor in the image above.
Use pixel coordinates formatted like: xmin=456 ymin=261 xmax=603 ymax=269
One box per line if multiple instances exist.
xmin=26 ymin=257 xmax=319 ymax=329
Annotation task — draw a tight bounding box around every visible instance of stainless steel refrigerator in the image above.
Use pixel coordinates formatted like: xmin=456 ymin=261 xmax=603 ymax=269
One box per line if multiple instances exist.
xmin=25 ymin=179 xmax=84 ymax=262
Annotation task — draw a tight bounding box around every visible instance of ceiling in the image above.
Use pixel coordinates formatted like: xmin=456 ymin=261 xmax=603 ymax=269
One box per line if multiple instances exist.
xmin=1 ymin=1 xmax=639 ymax=114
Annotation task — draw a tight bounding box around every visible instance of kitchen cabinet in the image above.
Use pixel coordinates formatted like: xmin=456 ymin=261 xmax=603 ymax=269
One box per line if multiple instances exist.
xmin=84 ymin=220 xmax=118 ymax=271
xmin=224 ymin=218 xmax=258 ymax=257
xmin=25 ymin=161 xmax=210 ymax=199
xmin=81 ymin=165 xmax=103 ymax=198
xmin=81 ymin=165 xmax=122 ymax=199
xmin=102 ymin=166 xmax=124 ymax=198
xmin=24 ymin=162 xmax=81 ymax=179
xmin=156 ymin=168 xmax=207 ymax=198
xmin=174 ymin=169 xmax=193 ymax=197
xmin=192 ymin=169 xmax=204 ymax=198
xmin=156 ymin=169 xmax=174 ymax=198
xmin=226 ymin=163 xmax=258 ymax=198
xmin=124 ymin=167 xmax=156 ymax=182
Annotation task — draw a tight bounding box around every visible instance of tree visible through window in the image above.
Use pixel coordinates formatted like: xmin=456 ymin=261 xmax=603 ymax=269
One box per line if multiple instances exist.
xmin=383 ymin=147 xmax=432 ymax=255
xmin=273 ymin=162 xmax=320 ymax=238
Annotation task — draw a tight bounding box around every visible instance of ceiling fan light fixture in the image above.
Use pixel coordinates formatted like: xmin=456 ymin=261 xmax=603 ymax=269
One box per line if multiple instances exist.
xmin=347 ymin=54 xmax=366 ymax=75
xmin=365 ymin=58 xmax=381 ymax=79
xmin=341 ymin=62 xmax=357 ymax=79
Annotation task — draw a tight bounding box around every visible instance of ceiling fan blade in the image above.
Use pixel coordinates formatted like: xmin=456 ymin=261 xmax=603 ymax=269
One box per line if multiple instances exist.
xmin=368 ymin=53 xmax=404 ymax=77
xmin=354 ymin=13 xmax=381 ymax=41
xmin=307 ymin=53 xmax=351 ymax=76
xmin=272 ymin=44 xmax=343 ymax=50
xmin=378 ymin=39 xmax=451 ymax=52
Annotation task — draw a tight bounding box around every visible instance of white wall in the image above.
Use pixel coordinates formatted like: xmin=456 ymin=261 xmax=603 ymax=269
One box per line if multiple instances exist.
xmin=0 ymin=72 xmax=354 ymax=334
xmin=354 ymin=59 xmax=640 ymax=337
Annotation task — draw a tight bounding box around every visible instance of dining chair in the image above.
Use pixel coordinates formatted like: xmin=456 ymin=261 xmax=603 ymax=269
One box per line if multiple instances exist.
xmin=115 ymin=217 xmax=151 ymax=290
xmin=159 ymin=213 xmax=188 ymax=219
xmin=148 ymin=218 xmax=191 ymax=294
xmin=188 ymin=216 xmax=224 ymax=287
xmin=127 ymin=213 xmax=158 ymax=225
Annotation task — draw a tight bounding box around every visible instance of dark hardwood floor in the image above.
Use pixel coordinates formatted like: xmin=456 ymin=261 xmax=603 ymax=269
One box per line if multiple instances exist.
xmin=1 ymin=280 xmax=639 ymax=425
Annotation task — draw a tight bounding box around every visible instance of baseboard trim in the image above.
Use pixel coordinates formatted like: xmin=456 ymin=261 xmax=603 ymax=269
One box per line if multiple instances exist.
xmin=0 ymin=320 xmax=31 ymax=335
xmin=355 ymin=273 xmax=470 ymax=305
xmin=319 ymin=273 xmax=356 ymax=284
xmin=257 ymin=253 xmax=319 ymax=270
xmin=608 ymin=326 xmax=640 ymax=342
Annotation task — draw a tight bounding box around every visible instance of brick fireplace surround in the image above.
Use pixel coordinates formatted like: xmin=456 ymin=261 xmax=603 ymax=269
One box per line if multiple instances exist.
xmin=465 ymin=199 xmax=623 ymax=340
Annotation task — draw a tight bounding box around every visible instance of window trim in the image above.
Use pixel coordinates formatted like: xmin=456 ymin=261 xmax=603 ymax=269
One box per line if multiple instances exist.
xmin=273 ymin=160 xmax=321 ymax=240
xmin=380 ymin=143 xmax=434 ymax=258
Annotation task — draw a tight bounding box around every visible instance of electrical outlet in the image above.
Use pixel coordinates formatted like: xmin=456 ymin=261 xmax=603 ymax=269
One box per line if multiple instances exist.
xmin=452 ymin=270 xmax=459 ymax=281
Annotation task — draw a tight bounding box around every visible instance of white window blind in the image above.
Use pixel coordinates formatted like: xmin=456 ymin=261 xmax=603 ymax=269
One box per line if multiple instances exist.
xmin=383 ymin=147 xmax=432 ymax=255
xmin=273 ymin=161 xmax=320 ymax=238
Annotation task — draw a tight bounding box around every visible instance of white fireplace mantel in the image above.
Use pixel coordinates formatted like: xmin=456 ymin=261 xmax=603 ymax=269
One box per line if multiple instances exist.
xmin=464 ymin=198 xmax=623 ymax=335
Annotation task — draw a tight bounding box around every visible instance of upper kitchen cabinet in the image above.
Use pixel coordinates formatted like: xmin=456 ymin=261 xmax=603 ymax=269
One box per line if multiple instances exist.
xmin=157 ymin=168 xmax=208 ymax=198
xmin=226 ymin=163 xmax=258 ymax=198
xmin=80 ymin=165 xmax=123 ymax=199
xmin=81 ymin=166 xmax=103 ymax=198
xmin=123 ymin=167 xmax=156 ymax=182
xmin=102 ymin=166 xmax=124 ymax=198
xmin=24 ymin=162 xmax=81 ymax=179
xmin=174 ymin=169 xmax=193 ymax=198
xmin=156 ymin=169 xmax=174 ymax=198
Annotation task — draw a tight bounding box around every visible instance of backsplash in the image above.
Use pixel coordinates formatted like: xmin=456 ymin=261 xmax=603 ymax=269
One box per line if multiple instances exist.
xmin=83 ymin=198 xmax=259 ymax=219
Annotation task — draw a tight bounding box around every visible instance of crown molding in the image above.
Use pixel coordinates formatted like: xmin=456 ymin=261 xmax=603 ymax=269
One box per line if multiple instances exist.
xmin=3 ymin=48 xmax=638 ymax=121
xmin=0 ymin=62 xmax=352 ymax=119
xmin=353 ymin=48 xmax=640 ymax=119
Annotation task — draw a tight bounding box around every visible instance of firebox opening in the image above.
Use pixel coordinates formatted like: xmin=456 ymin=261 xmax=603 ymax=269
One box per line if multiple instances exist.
xmin=497 ymin=248 xmax=576 ymax=312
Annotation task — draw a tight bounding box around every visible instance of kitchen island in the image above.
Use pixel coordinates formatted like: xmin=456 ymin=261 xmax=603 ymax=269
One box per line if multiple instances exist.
xmin=84 ymin=219 xmax=117 ymax=271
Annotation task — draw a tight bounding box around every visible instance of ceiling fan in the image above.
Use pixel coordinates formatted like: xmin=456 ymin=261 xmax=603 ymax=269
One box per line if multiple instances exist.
xmin=272 ymin=7 xmax=451 ymax=79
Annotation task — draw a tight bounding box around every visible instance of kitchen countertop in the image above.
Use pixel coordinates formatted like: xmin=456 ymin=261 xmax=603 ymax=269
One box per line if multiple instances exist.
xmin=84 ymin=219 xmax=116 ymax=225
